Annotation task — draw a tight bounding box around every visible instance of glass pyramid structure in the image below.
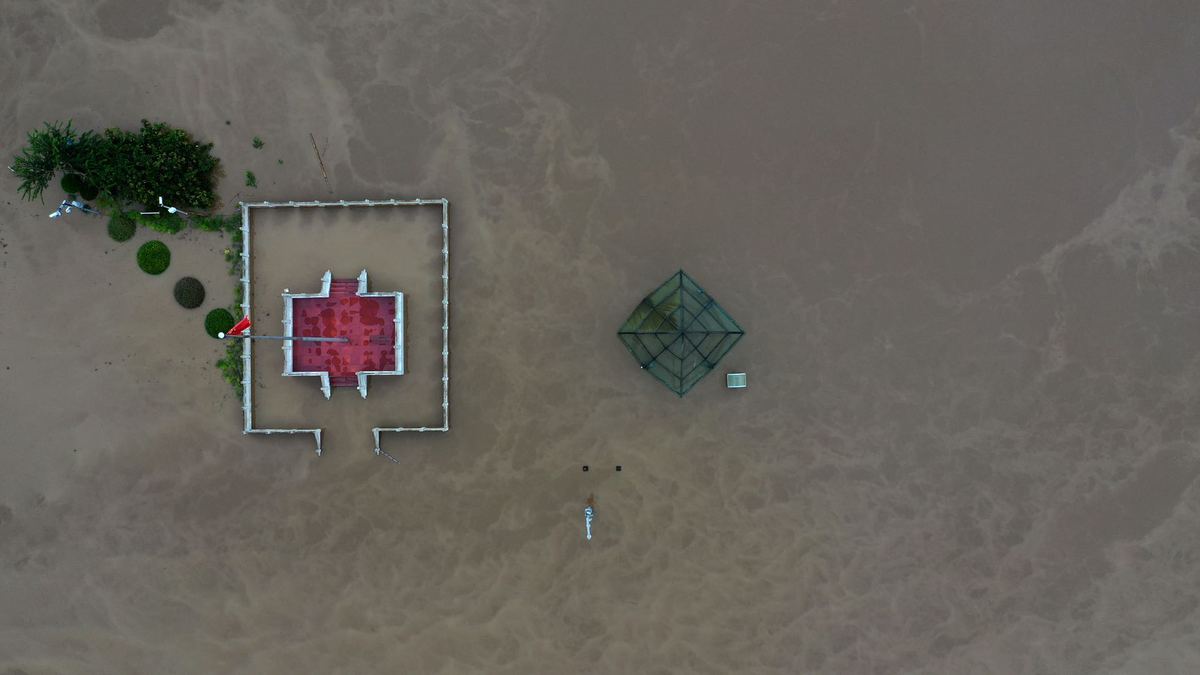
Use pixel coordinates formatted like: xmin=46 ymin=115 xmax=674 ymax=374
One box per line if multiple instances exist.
xmin=617 ymin=270 xmax=744 ymax=396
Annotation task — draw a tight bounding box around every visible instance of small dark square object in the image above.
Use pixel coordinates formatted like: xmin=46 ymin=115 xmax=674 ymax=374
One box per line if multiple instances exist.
xmin=615 ymin=465 xmax=622 ymax=471
xmin=582 ymin=465 xmax=589 ymax=472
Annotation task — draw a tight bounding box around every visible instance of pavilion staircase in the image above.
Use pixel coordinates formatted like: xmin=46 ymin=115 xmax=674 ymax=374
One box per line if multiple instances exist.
xmin=327 ymin=279 xmax=361 ymax=389
xmin=329 ymin=375 xmax=358 ymax=388
xmin=329 ymin=278 xmax=358 ymax=297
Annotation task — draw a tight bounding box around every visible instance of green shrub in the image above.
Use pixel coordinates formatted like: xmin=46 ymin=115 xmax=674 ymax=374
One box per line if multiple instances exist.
xmin=252 ymin=136 xmax=264 ymax=149
xmin=60 ymin=173 xmax=83 ymax=194
xmin=107 ymin=211 xmax=135 ymax=242
xmin=136 ymin=240 xmax=171 ymax=274
xmin=78 ymin=182 xmax=99 ymax=200
xmin=244 ymin=171 xmax=257 ymax=188
xmin=225 ymin=227 xmax=245 ymax=275
xmin=173 ymin=277 xmax=205 ymax=308
xmin=205 ymin=308 xmax=235 ymax=338
xmin=131 ymin=209 xmax=186 ymax=234
xmin=192 ymin=214 xmax=223 ymax=232
xmin=192 ymin=212 xmax=240 ymax=233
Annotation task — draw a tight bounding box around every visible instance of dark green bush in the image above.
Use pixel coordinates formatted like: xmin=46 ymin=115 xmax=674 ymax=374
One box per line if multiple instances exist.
xmin=74 ymin=120 xmax=219 ymax=209
xmin=107 ymin=211 xmax=135 ymax=242
xmin=60 ymin=173 xmax=83 ymax=194
xmin=173 ymin=277 xmax=205 ymax=309
xmin=136 ymin=240 xmax=171 ymax=274
xmin=78 ymin=182 xmax=99 ymax=200
xmin=205 ymin=308 xmax=235 ymax=338
xmin=244 ymin=171 xmax=257 ymax=188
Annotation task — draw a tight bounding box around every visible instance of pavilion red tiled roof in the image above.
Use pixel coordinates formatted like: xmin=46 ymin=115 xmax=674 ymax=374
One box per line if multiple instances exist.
xmin=293 ymin=279 xmax=395 ymax=380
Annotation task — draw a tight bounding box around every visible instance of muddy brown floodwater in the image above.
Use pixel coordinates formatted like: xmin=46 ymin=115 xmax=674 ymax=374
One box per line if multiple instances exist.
xmin=3 ymin=1 xmax=1200 ymax=673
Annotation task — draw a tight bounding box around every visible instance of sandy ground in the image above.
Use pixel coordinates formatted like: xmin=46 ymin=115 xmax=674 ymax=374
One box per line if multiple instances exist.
xmin=3 ymin=1 xmax=1200 ymax=673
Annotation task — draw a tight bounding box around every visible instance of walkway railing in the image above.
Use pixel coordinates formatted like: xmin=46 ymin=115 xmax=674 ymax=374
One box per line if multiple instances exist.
xmin=238 ymin=198 xmax=450 ymax=458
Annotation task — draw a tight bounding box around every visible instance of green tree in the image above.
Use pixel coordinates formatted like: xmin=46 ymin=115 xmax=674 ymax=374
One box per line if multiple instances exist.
xmin=11 ymin=121 xmax=78 ymax=201
xmin=10 ymin=119 xmax=220 ymax=210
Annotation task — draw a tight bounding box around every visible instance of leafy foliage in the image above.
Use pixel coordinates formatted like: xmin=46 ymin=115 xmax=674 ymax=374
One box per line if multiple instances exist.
xmin=192 ymin=212 xmax=240 ymax=232
xmin=205 ymin=308 xmax=235 ymax=338
xmin=225 ymin=227 xmax=244 ymax=276
xmin=244 ymin=171 xmax=257 ymax=188
xmin=131 ymin=209 xmax=186 ymax=234
xmin=252 ymin=136 xmax=264 ymax=149
xmin=173 ymin=277 xmax=206 ymax=309
xmin=79 ymin=182 xmax=99 ymax=200
xmin=216 ymin=340 xmax=244 ymax=396
xmin=107 ymin=211 xmax=135 ymax=242
xmin=11 ymin=121 xmax=77 ymax=201
xmin=10 ymin=119 xmax=219 ymax=210
xmin=136 ymin=240 xmax=171 ymax=275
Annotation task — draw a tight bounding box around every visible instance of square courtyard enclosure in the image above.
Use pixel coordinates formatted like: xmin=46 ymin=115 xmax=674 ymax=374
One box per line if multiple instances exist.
xmin=239 ymin=199 xmax=449 ymax=457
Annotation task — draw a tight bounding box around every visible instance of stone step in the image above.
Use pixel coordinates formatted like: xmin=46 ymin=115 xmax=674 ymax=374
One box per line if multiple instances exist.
xmin=329 ymin=280 xmax=359 ymax=296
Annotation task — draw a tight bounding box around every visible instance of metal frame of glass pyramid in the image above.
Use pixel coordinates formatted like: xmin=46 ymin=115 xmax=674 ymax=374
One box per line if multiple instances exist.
xmin=617 ymin=270 xmax=744 ymax=396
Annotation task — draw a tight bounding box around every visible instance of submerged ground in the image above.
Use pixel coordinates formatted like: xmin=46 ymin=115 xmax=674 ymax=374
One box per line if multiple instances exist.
xmin=3 ymin=1 xmax=1200 ymax=673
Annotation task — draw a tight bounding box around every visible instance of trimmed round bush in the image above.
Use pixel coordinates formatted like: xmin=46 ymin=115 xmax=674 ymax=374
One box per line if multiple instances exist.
xmin=173 ymin=277 xmax=206 ymax=309
xmin=205 ymin=308 xmax=235 ymax=339
xmin=107 ymin=211 xmax=135 ymax=242
xmin=136 ymin=240 xmax=171 ymax=275
xmin=79 ymin=182 xmax=99 ymax=200
xmin=60 ymin=173 xmax=83 ymax=194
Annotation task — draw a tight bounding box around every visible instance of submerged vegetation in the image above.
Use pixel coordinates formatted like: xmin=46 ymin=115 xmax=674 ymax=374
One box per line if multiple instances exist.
xmin=252 ymin=136 xmax=264 ymax=149
xmin=244 ymin=170 xmax=257 ymax=188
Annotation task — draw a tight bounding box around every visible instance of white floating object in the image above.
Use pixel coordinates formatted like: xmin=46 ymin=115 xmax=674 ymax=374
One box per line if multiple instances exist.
xmin=726 ymin=372 xmax=747 ymax=389
xmin=584 ymin=506 xmax=594 ymax=541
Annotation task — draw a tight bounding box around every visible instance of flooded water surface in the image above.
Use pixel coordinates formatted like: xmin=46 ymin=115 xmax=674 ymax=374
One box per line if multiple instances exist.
xmin=3 ymin=1 xmax=1200 ymax=673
